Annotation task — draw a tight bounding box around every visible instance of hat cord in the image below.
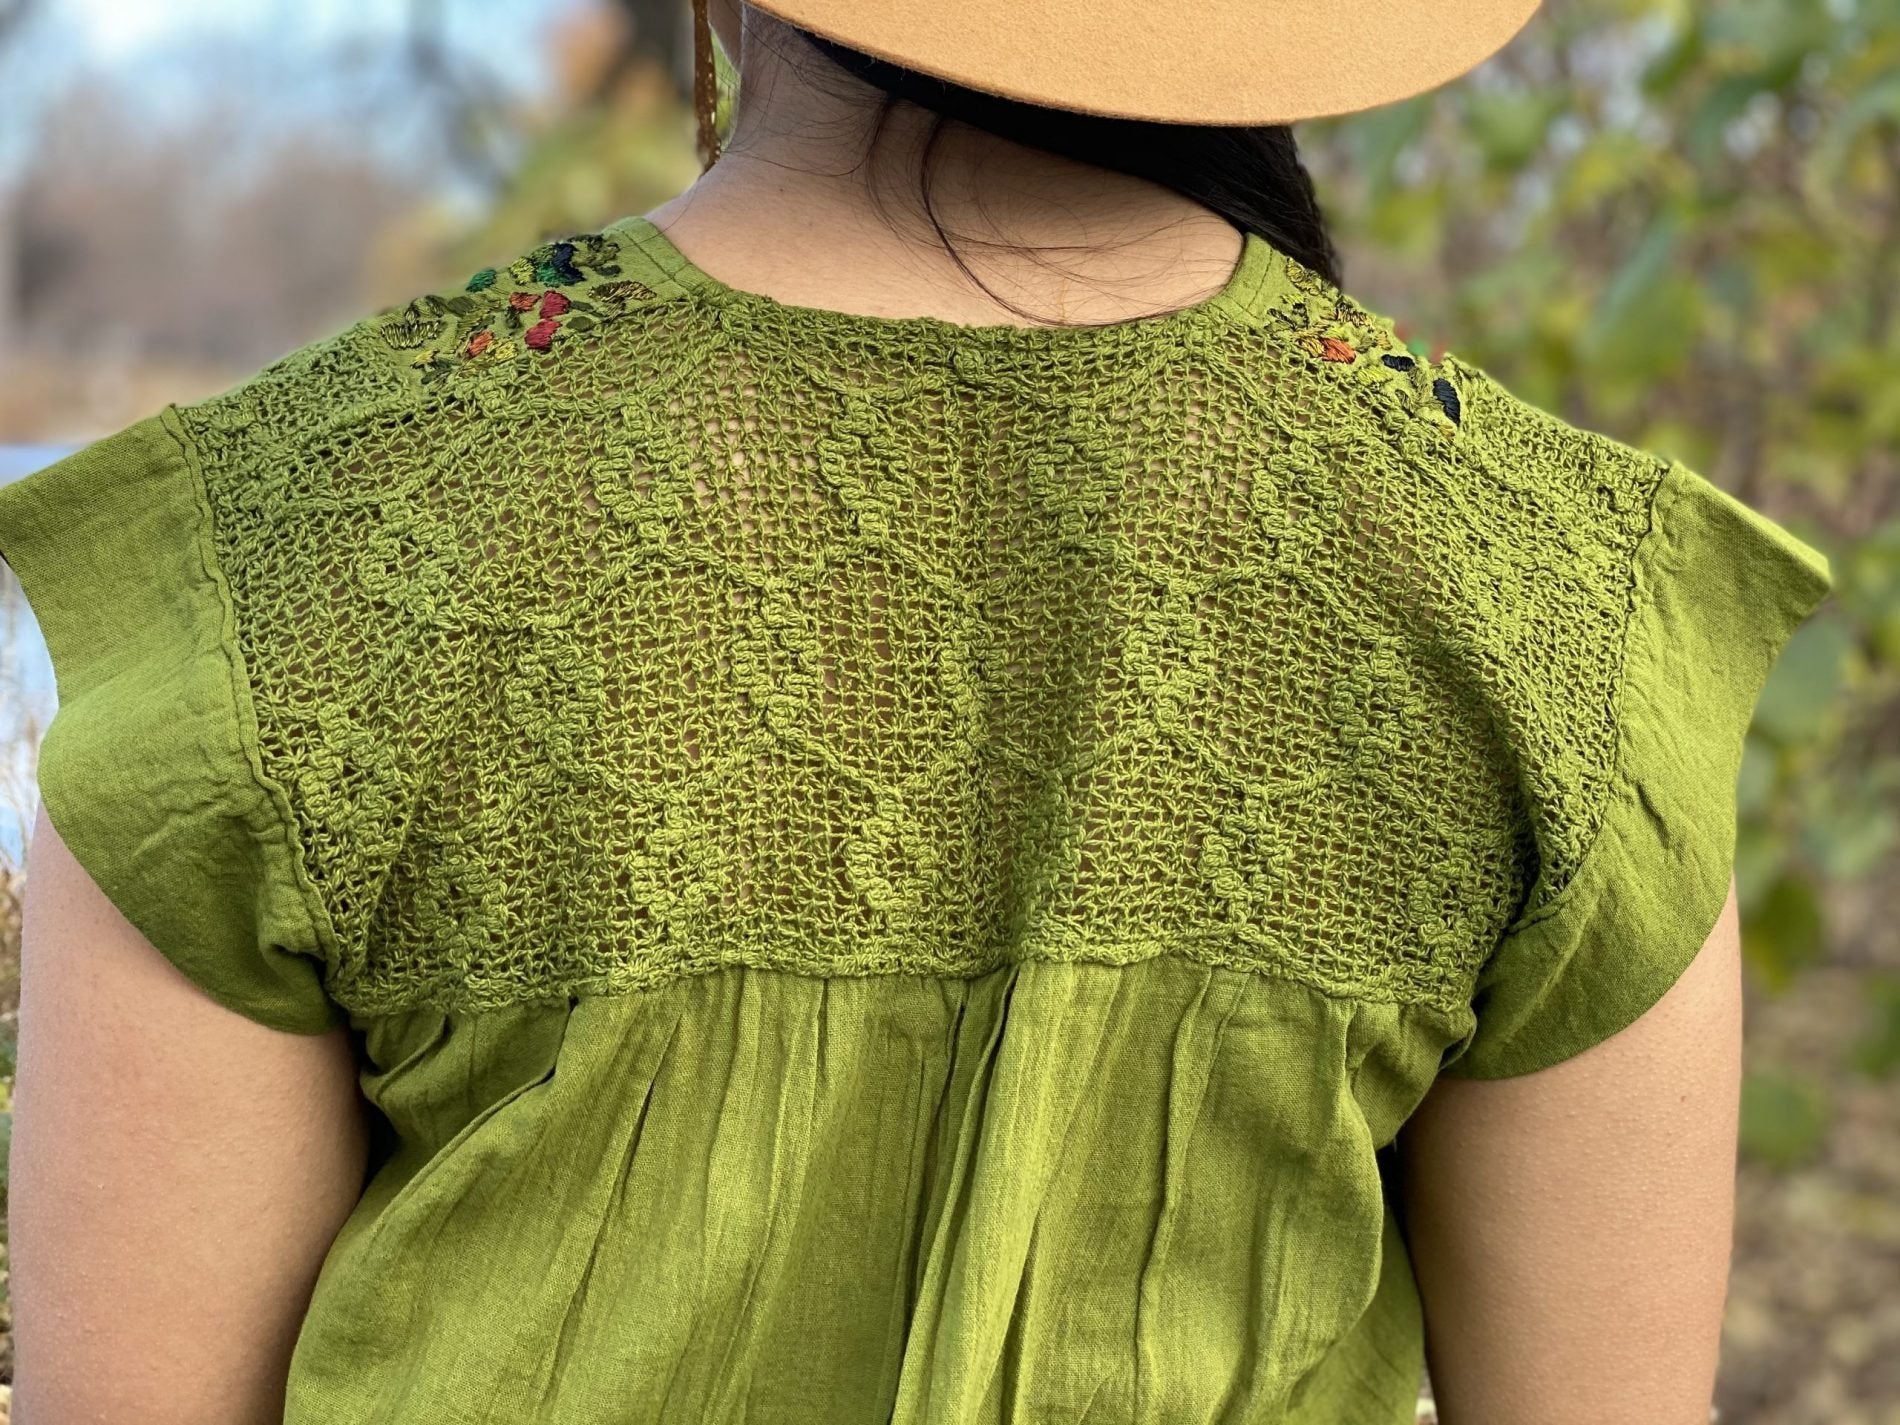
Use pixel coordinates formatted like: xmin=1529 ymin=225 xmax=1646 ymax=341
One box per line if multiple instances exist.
xmin=693 ymin=0 xmax=722 ymax=170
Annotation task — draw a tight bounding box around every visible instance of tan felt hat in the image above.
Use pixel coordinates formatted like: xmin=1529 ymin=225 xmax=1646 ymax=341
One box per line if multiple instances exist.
xmin=734 ymin=0 xmax=1545 ymax=126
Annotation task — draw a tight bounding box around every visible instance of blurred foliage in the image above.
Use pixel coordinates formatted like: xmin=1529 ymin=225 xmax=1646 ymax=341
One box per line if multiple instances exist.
xmin=1293 ymin=0 xmax=1900 ymax=1134
xmin=1849 ymin=970 xmax=1900 ymax=1077
xmin=1740 ymin=1064 xmax=1835 ymax=1168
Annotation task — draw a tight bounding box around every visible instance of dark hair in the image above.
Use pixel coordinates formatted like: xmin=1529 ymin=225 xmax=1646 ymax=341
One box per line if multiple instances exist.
xmin=752 ymin=20 xmax=1342 ymax=326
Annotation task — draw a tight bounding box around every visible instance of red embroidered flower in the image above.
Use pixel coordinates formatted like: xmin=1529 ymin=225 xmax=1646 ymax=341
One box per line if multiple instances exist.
xmin=508 ymin=291 xmax=538 ymax=312
xmin=540 ymin=290 xmax=571 ymax=318
xmin=524 ymin=319 xmax=560 ymax=351
xmin=466 ymin=330 xmax=494 ymax=358
xmin=1319 ymin=338 xmax=1356 ymax=362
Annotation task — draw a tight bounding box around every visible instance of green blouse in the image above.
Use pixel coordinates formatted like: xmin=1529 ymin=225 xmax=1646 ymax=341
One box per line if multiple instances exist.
xmin=0 ymin=213 xmax=1833 ymax=1424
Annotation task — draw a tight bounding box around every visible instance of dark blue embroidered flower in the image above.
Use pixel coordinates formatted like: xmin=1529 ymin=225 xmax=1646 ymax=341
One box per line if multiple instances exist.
xmin=533 ymin=241 xmax=586 ymax=287
xmin=1432 ymin=377 xmax=1461 ymax=424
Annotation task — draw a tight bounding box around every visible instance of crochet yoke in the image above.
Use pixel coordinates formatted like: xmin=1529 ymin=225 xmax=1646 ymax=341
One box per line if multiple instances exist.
xmin=187 ymin=217 xmax=1663 ymax=1021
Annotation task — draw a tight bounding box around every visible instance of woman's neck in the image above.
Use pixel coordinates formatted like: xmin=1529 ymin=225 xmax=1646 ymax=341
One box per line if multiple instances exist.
xmin=646 ymin=19 xmax=1246 ymax=328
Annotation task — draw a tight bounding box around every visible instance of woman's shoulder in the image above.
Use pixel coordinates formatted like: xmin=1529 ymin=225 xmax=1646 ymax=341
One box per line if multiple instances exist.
xmin=169 ymin=217 xmax=688 ymax=451
xmin=1247 ymin=251 xmax=1670 ymax=528
xmin=358 ymin=221 xmax=687 ymax=389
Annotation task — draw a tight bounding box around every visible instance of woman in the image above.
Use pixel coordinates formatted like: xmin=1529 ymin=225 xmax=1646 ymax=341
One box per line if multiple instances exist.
xmin=2 ymin=1 xmax=1831 ymax=1421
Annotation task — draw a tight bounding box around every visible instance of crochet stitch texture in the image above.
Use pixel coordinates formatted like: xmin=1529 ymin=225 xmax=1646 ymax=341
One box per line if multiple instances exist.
xmin=170 ymin=214 xmax=1667 ymax=1023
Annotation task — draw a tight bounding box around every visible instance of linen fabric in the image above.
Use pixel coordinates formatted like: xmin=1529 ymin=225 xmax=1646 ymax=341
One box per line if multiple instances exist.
xmin=0 ymin=212 xmax=1833 ymax=1423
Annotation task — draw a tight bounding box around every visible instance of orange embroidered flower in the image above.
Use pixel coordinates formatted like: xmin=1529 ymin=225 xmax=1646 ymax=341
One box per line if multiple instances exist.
xmin=508 ymin=291 xmax=538 ymax=312
xmin=1319 ymin=338 xmax=1356 ymax=362
xmin=466 ymin=331 xmax=494 ymax=358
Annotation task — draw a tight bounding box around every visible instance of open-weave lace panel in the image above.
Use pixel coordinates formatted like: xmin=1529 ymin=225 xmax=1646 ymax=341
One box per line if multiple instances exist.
xmin=173 ymin=226 xmax=1667 ymax=1019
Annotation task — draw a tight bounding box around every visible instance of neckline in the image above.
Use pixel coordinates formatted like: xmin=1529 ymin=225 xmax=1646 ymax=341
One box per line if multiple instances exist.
xmin=605 ymin=212 xmax=1296 ymax=343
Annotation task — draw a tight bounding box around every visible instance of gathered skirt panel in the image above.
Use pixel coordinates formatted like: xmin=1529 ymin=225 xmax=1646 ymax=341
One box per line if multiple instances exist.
xmin=286 ymin=955 xmax=1458 ymax=1424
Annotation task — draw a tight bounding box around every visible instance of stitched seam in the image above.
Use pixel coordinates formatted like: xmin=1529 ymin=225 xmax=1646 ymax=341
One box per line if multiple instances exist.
xmin=1498 ymin=447 xmax=1675 ymax=938
xmin=159 ymin=403 xmax=340 ymax=977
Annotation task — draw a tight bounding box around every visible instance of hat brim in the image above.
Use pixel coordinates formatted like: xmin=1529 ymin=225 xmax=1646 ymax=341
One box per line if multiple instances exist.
xmin=743 ymin=0 xmax=1543 ymax=125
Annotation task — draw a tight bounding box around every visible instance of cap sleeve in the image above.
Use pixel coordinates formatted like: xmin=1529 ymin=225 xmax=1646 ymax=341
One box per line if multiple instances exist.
xmin=1438 ymin=457 xmax=1834 ymax=1079
xmin=0 ymin=409 xmax=342 ymax=1034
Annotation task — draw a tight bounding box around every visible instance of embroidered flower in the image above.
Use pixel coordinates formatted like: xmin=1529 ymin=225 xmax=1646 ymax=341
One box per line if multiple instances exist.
xmin=374 ymin=298 xmax=452 ymax=352
xmin=1319 ymin=337 xmax=1356 ymax=362
xmin=590 ymin=279 xmax=658 ymax=314
xmin=1432 ymin=377 xmax=1461 ymax=425
xmin=391 ymin=230 xmax=645 ymax=382
xmin=531 ymin=240 xmax=586 ymax=287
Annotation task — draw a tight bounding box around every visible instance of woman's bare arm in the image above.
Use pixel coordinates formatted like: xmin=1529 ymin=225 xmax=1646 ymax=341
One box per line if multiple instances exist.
xmin=8 ymin=802 xmax=369 ymax=1424
xmin=1395 ymin=874 xmax=1744 ymax=1425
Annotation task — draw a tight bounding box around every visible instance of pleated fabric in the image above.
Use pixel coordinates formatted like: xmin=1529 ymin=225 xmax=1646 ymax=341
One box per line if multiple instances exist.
xmin=285 ymin=957 xmax=1453 ymax=1423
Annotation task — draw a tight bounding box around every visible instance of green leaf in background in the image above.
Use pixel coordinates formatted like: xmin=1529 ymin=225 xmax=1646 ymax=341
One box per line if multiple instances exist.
xmin=1732 ymin=820 xmax=1785 ymax=910
xmin=1463 ymin=89 xmax=1563 ymax=172
xmin=1742 ymin=871 xmax=1827 ymax=993
xmin=1576 ymin=213 xmax=1701 ymax=384
xmin=1802 ymin=68 xmax=1900 ymax=229
xmin=1346 ymin=93 xmax=1432 ymax=203
xmin=1799 ymin=773 xmax=1900 ymax=882
xmin=1362 ymin=183 xmax=1447 ymax=262
xmin=1687 ymin=72 xmax=1771 ymax=170
xmin=1849 ymin=973 xmax=1900 ymax=1079
xmin=1705 ymin=1 xmax=1834 ymax=66
xmin=1735 ymin=731 xmax=1778 ymax=820
xmin=1750 ymin=616 xmax=1851 ymax=744
xmin=1639 ymin=17 xmax=1705 ymax=99
xmin=1850 ymin=515 xmax=1900 ymax=665
xmin=1739 ymin=1065 xmax=1832 ymax=1168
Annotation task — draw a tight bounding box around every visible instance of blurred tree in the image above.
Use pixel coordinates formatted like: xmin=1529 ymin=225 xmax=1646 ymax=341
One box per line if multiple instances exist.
xmin=593 ymin=0 xmax=695 ymax=109
xmin=9 ymin=77 xmax=426 ymax=369
xmin=416 ymin=1 xmax=719 ymax=278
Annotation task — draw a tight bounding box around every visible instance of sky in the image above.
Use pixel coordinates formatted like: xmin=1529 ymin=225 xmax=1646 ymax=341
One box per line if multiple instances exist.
xmin=58 ymin=0 xmax=256 ymax=55
xmin=55 ymin=0 xmax=531 ymax=59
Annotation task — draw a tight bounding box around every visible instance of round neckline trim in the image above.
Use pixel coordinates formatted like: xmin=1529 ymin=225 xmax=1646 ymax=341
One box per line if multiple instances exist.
xmin=605 ymin=212 xmax=1296 ymax=342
